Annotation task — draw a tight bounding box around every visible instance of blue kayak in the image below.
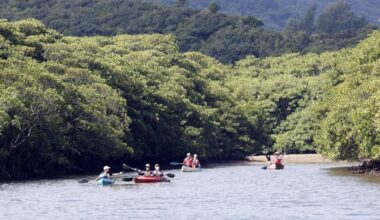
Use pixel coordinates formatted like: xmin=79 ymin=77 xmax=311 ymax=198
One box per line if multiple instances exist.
xmin=97 ymin=178 xmax=114 ymax=185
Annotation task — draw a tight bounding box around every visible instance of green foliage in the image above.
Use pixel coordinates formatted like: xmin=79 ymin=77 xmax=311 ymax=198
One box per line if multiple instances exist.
xmin=156 ymin=0 xmax=380 ymax=30
xmin=175 ymin=0 xmax=188 ymax=7
xmin=316 ymin=1 xmax=367 ymax=35
xmin=1 ymin=18 xmax=380 ymax=179
xmin=208 ymin=1 xmax=220 ymax=14
xmin=315 ymin=31 xmax=380 ymax=160
xmin=0 ymin=0 xmax=375 ymax=63
xmin=284 ymin=2 xmax=376 ymax=54
xmin=0 ymin=20 xmax=130 ymax=179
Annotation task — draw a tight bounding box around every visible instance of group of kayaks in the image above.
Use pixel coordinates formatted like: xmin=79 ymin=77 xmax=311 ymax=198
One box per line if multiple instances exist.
xmin=94 ymin=160 xmax=282 ymax=185
xmin=97 ymin=175 xmax=170 ymax=185
xmin=95 ymin=165 xmax=202 ymax=185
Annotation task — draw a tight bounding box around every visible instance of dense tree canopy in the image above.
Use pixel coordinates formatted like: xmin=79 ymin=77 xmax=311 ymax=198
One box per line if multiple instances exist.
xmin=156 ymin=0 xmax=380 ymax=30
xmin=1 ymin=18 xmax=380 ymax=179
xmin=0 ymin=0 xmax=376 ymax=63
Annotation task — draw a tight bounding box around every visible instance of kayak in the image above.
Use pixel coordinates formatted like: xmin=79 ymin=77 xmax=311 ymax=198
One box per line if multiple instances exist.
xmin=97 ymin=178 xmax=115 ymax=185
xmin=134 ymin=175 xmax=169 ymax=183
xmin=267 ymin=163 xmax=284 ymax=170
xmin=181 ymin=166 xmax=203 ymax=172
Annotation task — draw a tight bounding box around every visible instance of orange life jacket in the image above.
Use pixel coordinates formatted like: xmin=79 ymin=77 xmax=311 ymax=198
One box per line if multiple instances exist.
xmin=183 ymin=157 xmax=193 ymax=166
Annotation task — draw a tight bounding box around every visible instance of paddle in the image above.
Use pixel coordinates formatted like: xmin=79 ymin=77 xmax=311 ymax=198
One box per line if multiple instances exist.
xmin=170 ymin=162 xmax=183 ymax=166
xmin=78 ymin=178 xmax=90 ymax=183
xmin=260 ymin=153 xmax=272 ymax=169
xmin=121 ymin=177 xmax=133 ymax=181
xmin=165 ymin=173 xmax=175 ymax=178
xmin=122 ymin=163 xmax=141 ymax=173
xmin=122 ymin=163 xmax=145 ymax=176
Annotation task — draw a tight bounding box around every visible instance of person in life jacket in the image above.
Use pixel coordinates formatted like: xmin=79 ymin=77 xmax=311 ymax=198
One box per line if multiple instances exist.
xmin=183 ymin=153 xmax=193 ymax=167
xmin=192 ymin=154 xmax=201 ymax=168
xmin=95 ymin=165 xmax=123 ymax=181
xmin=273 ymin=151 xmax=283 ymax=165
xmin=153 ymin=164 xmax=163 ymax=176
xmin=144 ymin=163 xmax=152 ymax=176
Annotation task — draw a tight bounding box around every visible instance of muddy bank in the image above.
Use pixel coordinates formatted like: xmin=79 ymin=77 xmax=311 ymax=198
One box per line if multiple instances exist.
xmin=246 ymin=154 xmax=347 ymax=164
xmin=350 ymin=160 xmax=380 ymax=176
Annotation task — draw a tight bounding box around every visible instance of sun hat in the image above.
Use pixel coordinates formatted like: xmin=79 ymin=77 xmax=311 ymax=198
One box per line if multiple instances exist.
xmin=155 ymin=164 xmax=160 ymax=167
xmin=103 ymin=165 xmax=111 ymax=170
xmin=187 ymin=153 xmax=191 ymax=156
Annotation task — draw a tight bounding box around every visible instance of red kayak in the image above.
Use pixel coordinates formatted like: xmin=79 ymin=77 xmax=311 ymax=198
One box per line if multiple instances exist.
xmin=134 ymin=176 xmax=170 ymax=183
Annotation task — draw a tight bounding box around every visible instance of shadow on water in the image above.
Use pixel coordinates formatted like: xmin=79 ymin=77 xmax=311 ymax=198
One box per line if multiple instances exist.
xmin=327 ymin=166 xmax=380 ymax=185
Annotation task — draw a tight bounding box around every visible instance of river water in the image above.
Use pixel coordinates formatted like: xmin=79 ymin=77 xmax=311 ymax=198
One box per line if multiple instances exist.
xmin=1 ymin=163 xmax=380 ymax=220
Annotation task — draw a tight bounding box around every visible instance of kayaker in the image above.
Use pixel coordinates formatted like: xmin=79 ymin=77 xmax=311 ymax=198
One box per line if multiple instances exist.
xmin=95 ymin=165 xmax=124 ymax=181
xmin=144 ymin=163 xmax=152 ymax=176
xmin=153 ymin=164 xmax=163 ymax=176
xmin=273 ymin=151 xmax=283 ymax=165
xmin=192 ymin=154 xmax=201 ymax=168
xmin=95 ymin=165 xmax=111 ymax=181
xmin=183 ymin=153 xmax=193 ymax=167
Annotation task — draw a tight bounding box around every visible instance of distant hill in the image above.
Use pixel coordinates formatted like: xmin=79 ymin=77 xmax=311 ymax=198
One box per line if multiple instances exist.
xmin=154 ymin=0 xmax=380 ymax=30
xmin=0 ymin=0 xmax=375 ymax=63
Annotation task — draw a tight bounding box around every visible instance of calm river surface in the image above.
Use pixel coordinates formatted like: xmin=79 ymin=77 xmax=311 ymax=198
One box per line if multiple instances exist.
xmin=1 ymin=163 xmax=380 ymax=220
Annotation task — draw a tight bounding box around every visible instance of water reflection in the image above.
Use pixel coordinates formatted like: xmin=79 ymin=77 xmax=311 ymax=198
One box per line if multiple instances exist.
xmin=328 ymin=166 xmax=380 ymax=185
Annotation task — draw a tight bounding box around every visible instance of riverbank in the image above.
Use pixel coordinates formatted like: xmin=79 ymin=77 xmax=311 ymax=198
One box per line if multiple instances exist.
xmin=350 ymin=160 xmax=380 ymax=176
xmin=246 ymin=154 xmax=348 ymax=164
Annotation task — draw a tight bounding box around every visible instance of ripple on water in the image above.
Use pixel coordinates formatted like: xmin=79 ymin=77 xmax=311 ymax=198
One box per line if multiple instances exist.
xmin=0 ymin=164 xmax=380 ymax=219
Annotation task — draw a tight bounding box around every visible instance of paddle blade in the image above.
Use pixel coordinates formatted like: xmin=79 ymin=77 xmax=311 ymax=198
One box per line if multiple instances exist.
xmin=122 ymin=164 xmax=140 ymax=173
xmin=166 ymin=173 xmax=175 ymax=178
xmin=122 ymin=164 xmax=129 ymax=169
xmin=78 ymin=179 xmax=89 ymax=183
xmin=122 ymin=177 xmax=133 ymax=182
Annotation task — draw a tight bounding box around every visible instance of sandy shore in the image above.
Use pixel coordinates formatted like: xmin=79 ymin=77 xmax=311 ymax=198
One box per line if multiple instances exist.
xmin=246 ymin=154 xmax=348 ymax=164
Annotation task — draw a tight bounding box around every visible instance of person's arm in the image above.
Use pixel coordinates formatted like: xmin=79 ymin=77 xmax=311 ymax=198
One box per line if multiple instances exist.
xmin=111 ymin=172 xmax=124 ymax=176
xmin=95 ymin=172 xmax=104 ymax=181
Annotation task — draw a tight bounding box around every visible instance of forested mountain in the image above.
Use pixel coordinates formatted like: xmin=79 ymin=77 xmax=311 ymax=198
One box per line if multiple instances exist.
xmin=0 ymin=0 xmax=376 ymax=63
xmin=155 ymin=0 xmax=380 ymax=30
xmin=1 ymin=19 xmax=380 ymax=179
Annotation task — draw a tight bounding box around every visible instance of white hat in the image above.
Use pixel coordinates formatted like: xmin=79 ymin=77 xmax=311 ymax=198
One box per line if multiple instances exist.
xmin=103 ymin=165 xmax=111 ymax=170
xmin=194 ymin=154 xmax=198 ymax=157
